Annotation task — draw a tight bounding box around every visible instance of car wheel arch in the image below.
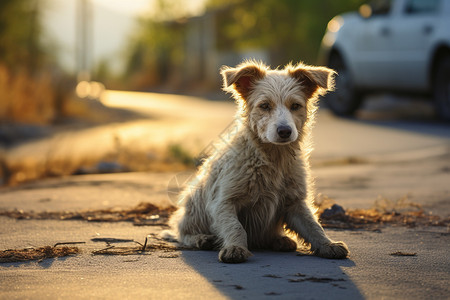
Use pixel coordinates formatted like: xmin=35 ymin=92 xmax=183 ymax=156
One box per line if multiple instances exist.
xmin=328 ymin=48 xmax=347 ymax=71
xmin=430 ymin=45 xmax=450 ymax=88
xmin=323 ymin=47 xmax=364 ymax=116
xmin=431 ymin=45 xmax=450 ymax=121
xmin=327 ymin=47 xmax=360 ymax=87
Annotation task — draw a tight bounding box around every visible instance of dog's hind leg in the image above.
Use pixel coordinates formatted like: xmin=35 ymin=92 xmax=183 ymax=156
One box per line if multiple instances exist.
xmin=269 ymin=222 xmax=298 ymax=251
xmin=181 ymin=234 xmax=217 ymax=250
xmin=174 ymin=196 xmax=218 ymax=250
xmin=177 ymin=212 xmax=217 ymax=250
xmin=271 ymin=236 xmax=298 ymax=252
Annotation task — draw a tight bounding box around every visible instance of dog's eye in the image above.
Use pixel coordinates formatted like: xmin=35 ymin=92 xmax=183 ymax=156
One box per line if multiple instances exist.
xmin=290 ymin=103 xmax=302 ymax=111
xmin=259 ymin=103 xmax=271 ymax=111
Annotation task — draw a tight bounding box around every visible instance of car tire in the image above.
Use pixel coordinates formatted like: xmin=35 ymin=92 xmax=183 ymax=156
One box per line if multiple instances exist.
xmin=434 ymin=55 xmax=450 ymax=122
xmin=325 ymin=53 xmax=363 ymax=116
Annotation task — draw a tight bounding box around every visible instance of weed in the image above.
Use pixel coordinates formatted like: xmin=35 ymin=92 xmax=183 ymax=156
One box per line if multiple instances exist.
xmin=167 ymin=143 xmax=195 ymax=166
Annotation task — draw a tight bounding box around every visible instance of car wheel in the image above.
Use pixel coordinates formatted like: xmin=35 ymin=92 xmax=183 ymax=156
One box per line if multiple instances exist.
xmin=434 ymin=55 xmax=450 ymax=121
xmin=325 ymin=53 xmax=363 ymax=116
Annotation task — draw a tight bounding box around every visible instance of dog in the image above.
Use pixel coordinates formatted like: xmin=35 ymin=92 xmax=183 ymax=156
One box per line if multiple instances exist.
xmin=167 ymin=60 xmax=349 ymax=263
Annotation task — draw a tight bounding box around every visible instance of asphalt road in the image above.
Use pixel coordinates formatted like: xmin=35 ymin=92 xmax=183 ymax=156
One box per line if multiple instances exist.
xmin=6 ymin=91 xmax=449 ymax=183
xmin=100 ymin=90 xmax=450 ymax=161
xmin=0 ymin=171 xmax=448 ymax=300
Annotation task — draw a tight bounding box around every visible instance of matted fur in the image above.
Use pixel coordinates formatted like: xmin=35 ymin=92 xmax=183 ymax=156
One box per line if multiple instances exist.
xmin=166 ymin=60 xmax=349 ymax=263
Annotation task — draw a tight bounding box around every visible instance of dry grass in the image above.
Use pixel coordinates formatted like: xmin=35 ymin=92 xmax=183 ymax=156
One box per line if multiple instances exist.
xmin=1 ymin=196 xmax=447 ymax=232
xmin=0 ymin=202 xmax=177 ymax=226
xmin=3 ymin=136 xmax=196 ymax=187
xmin=316 ymin=195 xmax=449 ymax=230
xmin=0 ymin=64 xmax=106 ymax=129
xmin=0 ymin=246 xmax=80 ymax=263
xmin=0 ymin=65 xmax=76 ymax=125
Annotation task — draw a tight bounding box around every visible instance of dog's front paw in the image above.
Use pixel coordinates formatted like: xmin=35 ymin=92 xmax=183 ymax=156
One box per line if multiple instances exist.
xmin=272 ymin=236 xmax=297 ymax=252
xmin=314 ymin=241 xmax=349 ymax=259
xmin=219 ymin=245 xmax=252 ymax=263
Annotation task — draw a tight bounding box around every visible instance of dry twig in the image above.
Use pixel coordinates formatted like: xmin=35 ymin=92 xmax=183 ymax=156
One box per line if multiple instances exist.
xmin=390 ymin=251 xmax=417 ymax=256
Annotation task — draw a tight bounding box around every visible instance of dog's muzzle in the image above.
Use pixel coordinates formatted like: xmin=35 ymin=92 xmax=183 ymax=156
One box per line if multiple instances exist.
xmin=277 ymin=125 xmax=292 ymax=139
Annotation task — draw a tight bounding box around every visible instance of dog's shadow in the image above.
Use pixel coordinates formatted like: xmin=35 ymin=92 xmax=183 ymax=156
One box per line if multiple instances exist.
xmin=181 ymin=249 xmax=363 ymax=299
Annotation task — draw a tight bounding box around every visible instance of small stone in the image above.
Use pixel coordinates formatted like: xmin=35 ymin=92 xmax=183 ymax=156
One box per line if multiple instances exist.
xmin=321 ymin=204 xmax=346 ymax=219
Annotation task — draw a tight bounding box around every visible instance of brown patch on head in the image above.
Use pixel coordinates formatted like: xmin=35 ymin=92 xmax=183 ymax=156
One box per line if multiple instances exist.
xmin=287 ymin=64 xmax=335 ymax=99
xmin=221 ymin=61 xmax=267 ymax=100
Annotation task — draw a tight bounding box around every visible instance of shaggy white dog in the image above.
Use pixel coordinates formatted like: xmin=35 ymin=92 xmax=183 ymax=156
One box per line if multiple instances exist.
xmin=168 ymin=61 xmax=349 ymax=263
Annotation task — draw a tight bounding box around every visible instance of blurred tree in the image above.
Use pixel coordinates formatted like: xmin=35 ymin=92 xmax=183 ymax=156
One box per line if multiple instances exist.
xmin=0 ymin=0 xmax=76 ymax=125
xmin=92 ymin=58 xmax=121 ymax=90
xmin=0 ymin=0 xmax=46 ymax=72
xmin=209 ymin=0 xmax=365 ymax=65
xmin=123 ymin=0 xmax=365 ymax=90
xmin=123 ymin=0 xmax=187 ymax=90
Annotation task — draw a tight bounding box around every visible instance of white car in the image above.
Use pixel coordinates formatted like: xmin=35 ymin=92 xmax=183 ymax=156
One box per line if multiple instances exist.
xmin=319 ymin=0 xmax=450 ymax=121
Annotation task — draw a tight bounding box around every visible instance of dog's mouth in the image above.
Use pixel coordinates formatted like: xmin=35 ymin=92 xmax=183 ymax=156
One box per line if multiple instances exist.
xmin=270 ymin=138 xmax=295 ymax=145
xmin=261 ymin=124 xmax=299 ymax=145
xmin=263 ymin=133 xmax=298 ymax=145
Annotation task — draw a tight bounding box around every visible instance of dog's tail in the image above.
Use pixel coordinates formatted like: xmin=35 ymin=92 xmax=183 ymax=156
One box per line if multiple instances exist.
xmin=161 ymin=207 xmax=185 ymax=242
xmin=160 ymin=230 xmax=177 ymax=242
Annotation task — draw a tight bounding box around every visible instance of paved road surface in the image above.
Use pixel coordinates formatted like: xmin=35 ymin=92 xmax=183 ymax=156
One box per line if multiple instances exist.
xmin=101 ymin=90 xmax=450 ymax=161
xmin=0 ymin=170 xmax=448 ymax=300
xmin=6 ymin=91 xmax=450 ymax=183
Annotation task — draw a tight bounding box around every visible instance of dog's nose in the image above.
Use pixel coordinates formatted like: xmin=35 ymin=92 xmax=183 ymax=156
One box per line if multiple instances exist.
xmin=277 ymin=125 xmax=292 ymax=139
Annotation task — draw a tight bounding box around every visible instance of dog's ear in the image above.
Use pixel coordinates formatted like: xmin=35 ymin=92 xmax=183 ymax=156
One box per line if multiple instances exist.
xmin=221 ymin=62 xmax=266 ymax=100
xmin=288 ymin=64 xmax=336 ymax=98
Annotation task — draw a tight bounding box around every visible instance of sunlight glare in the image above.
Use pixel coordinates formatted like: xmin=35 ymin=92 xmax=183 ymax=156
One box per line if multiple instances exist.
xmin=91 ymin=0 xmax=151 ymax=16
xmin=76 ymin=81 xmax=91 ymax=98
xmin=327 ymin=16 xmax=344 ymax=33
xmin=91 ymin=0 xmax=206 ymax=17
xmin=359 ymin=4 xmax=372 ymax=18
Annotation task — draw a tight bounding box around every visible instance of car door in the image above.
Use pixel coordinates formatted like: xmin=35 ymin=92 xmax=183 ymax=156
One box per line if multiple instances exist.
xmin=388 ymin=0 xmax=440 ymax=90
xmin=353 ymin=0 xmax=396 ymax=88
